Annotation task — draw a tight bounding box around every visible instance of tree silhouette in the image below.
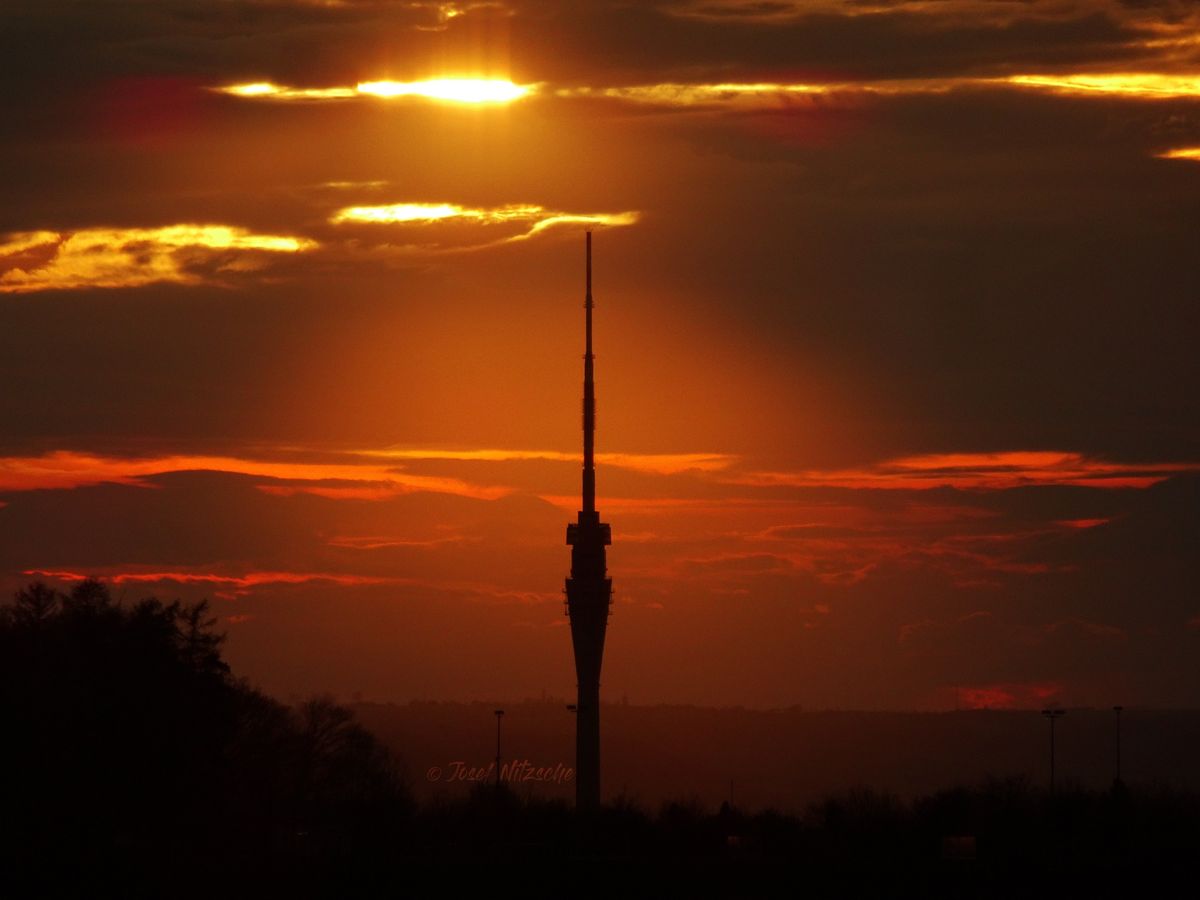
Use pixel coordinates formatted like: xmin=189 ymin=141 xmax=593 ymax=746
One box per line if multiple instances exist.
xmin=2 ymin=579 xmax=1197 ymax=895
xmin=0 ymin=579 xmax=412 ymax=885
xmin=9 ymin=580 xmax=57 ymax=625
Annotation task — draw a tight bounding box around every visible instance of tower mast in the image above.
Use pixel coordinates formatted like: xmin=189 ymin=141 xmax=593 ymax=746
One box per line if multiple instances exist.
xmin=583 ymin=231 xmax=595 ymax=514
xmin=566 ymin=230 xmax=612 ymax=813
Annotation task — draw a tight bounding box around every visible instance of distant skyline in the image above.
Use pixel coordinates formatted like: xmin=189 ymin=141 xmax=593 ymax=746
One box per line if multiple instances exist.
xmin=1 ymin=0 xmax=1198 ymax=710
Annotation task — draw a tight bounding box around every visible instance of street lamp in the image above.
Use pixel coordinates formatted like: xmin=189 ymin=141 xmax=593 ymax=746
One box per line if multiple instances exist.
xmin=1113 ymin=705 xmax=1124 ymax=786
xmin=1041 ymin=708 xmax=1066 ymax=793
xmin=494 ymin=709 xmax=505 ymax=789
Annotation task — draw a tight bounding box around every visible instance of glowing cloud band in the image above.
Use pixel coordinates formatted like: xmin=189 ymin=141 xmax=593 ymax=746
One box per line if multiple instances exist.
xmin=1159 ymin=147 xmax=1200 ymax=160
xmin=216 ymin=78 xmax=532 ymax=104
xmin=0 ymin=225 xmax=316 ymax=294
xmin=330 ymin=202 xmax=640 ymax=245
xmin=355 ymin=448 xmax=735 ymax=475
xmin=217 ymin=74 xmax=1200 ymax=110
xmin=0 ymin=449 xmax=507 ymax=500
xmin=553 ymin=80 xmax=952 ymax=105
xmin=1006 ymin=73 xmax=1200 ymax=98
xmin=735 ymin=451 xmax=1200 ymax=491
xmin=563 ymin=75 xmax=1200 ymax=106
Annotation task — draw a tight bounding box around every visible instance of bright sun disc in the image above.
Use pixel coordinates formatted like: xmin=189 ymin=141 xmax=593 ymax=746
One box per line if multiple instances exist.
xmin=355 ymin=79 xmax=530 ymax=103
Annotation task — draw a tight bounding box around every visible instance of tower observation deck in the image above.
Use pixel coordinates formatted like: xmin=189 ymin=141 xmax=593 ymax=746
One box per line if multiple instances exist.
xmin=565 ymin=230 xmax=612 ymax=813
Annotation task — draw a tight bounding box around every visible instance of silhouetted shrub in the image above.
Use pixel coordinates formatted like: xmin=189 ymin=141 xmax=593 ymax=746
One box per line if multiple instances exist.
xmin=0 ymin=580 xmax=412 ymax=885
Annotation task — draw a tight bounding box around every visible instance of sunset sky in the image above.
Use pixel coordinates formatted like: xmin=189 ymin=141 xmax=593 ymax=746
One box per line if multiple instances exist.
xmin=2 ymin=0 xmax=1198 ymax=710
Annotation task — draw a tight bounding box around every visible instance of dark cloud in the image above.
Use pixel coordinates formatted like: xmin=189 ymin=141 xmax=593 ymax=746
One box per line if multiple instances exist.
xmin=0 ymin=0 xmax=1180 ymax=97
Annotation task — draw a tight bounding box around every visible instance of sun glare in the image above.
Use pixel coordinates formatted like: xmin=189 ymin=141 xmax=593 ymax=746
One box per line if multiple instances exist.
xmin=223 ymin=82 xmax=280 ymax=97
xmin=331 ymin=203 xmax=469 ymax=224
xmin=216 ymin=78 xmax=532 ymax=104
xmin=356 ymin=79 xmax=530 ymax=103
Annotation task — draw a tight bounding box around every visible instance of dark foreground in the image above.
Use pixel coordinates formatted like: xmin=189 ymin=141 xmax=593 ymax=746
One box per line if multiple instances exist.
xmin=3 ymin=580 xmax=1198 ymax=897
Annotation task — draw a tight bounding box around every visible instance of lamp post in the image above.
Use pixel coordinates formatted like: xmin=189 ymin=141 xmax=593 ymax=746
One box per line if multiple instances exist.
xmin=494 ymin=709 xmax=505 ymax=789
xmin=1113 ymin=705 xmax=1124 ymax=785
xmin=1041 ymin=708 xmax=1066 ymax=793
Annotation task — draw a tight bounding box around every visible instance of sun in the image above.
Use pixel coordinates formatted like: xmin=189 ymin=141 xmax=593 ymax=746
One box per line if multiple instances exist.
xmin=355 ymin=78 xmax=531 ymax=103
xmin=215 ymin=78 xmax=534 ymax=104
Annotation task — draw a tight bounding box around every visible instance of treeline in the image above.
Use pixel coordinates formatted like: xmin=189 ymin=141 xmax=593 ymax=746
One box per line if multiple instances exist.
xmin=0 ymin=580 xmax=410 ymax=885
xmin=2 ymin=580 xmax=1198 ymax=895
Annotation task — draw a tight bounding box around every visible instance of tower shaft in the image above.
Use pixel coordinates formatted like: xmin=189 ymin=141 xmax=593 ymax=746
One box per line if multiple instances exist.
xmin=566 ymin=230 xmax=611 ymax=813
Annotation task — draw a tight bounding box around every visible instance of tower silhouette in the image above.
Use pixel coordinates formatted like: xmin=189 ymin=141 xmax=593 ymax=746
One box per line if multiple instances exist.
xmin=565 ymin=231 xmax=612 ymax=813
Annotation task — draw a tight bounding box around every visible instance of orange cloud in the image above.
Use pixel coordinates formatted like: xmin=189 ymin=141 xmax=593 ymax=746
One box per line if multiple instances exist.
xmin=0 ymin=225 xmax=316 ymax=293
xmin=0 ymin=449 xmax=508 ymax=500
xmin=24 ymin=567 xmax=562 ymax=607
xmin=257 ymin=478 xmax=510 ymax=501
xmin=4 ymin=447 xmax=1184 ymax=515
xmin=558 ymin=74 xmax=1200 ymax=109
xmin=357 ymin=447 xmax=733 ymax=475
xmin=953 ymin=681 xmax=1064 ymax=710
xmin=554 ymin=79 xmax=958 ymax=107
xmin=734 ymin=451 xmax=1197 ymax=491
xmin=535 ymin=495 xmax=791 ymax=513
xmin=957 ymin=686 xmax=1016 ymax=709
xmin=23 ymin=568 xmax=398 ymax=589
xmin=0 ymin=445 xmax=733 ymax=503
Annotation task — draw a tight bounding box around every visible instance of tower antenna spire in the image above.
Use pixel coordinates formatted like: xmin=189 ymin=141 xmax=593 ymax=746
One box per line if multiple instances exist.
xmin=583 ymin=230 xmax=595 ymax=513
xmin=565 ymin=229 xmax=612 ymax=814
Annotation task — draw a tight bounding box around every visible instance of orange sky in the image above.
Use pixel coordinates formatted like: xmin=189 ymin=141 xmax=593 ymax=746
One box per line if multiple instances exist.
xmin=1 ymin=0 xmax=1198 ymax=709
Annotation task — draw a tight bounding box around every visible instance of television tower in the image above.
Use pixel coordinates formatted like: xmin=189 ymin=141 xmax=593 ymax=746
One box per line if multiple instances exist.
xmin=565 ymin=230 xmax=612 ymax=813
